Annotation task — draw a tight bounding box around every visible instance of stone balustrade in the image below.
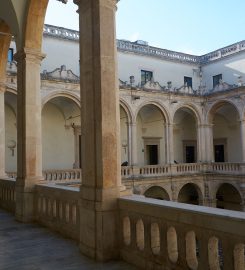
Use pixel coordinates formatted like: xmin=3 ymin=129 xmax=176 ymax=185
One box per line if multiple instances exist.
xmin=42 ymin=169 xmax=81 ymax=182
xmin=0 ymin=179 xmax=15 ymax=213
xmin=6 ymin=163 xmax=243 ymax=182
xmin=119 ymin=195 xmax=245 ymax=270
xmin=35 ymin=184 xmax=80 ymax=241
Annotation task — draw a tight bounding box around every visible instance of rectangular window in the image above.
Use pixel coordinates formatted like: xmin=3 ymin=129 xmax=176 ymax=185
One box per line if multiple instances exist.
xmin=141 ymin=70 xmax=153 ymax=85
xmin=8 ymin=48 xmax=14 ymax=62
xmin=184 ymin=76 xmax=192 ymax=88
xmin=213 ymin=74 xmax=222 ymax=88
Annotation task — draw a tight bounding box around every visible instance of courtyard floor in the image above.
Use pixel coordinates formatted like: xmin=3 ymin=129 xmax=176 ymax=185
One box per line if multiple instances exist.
xmin=0 ymin=209 xmax=137 ymax=270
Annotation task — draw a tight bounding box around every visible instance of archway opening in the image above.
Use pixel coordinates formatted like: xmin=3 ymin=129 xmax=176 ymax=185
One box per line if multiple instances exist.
xmin=42 ymin=96 xmax=80 ymax=170
xmin=210 ymin=102 xmax=242 ymax=162
xmin=136 ymin=104 xmax=166 ymax=165
xmin=144 ymin=186 xmax=170 ymax=201
xmin=120 ymin=105 xmax=129 ymax=166
xmin=178 ymin=183 xmax=202 ymax=205
xmin=216 ymin=183 xmax=243 ymax=211
xmin=173 ymin=107 xmax=198 ymax=163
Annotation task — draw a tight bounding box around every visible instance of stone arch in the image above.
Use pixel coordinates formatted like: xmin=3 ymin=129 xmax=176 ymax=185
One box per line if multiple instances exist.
xmin=135 ymin=100 xmax=170 ymax=124
xmin=207 ymin=99 xmax=241 ymax=124
xmin=136 ymin=102 xmax=169 ymax=165
xmin=42 ymin=91 xmax=80 ymax=109
xmin=173 ymin=105 xmax=200 ymax=163
xmin=24 ymin=0 xmax=49 ymax=50
xmin=177 ymin=183 xmax=203 ymax=205
xmin=144 ymin=186 xmax=170 ymax=201
xmin=215 ymin=183 xmax=243 ymax=211
xmin=120 ymin=99 xmax=133 ymax=123
xmin=172 ymin=103 xmax=201 ymax=125
xmin=42 ymin=95 xmax=81 ymax=170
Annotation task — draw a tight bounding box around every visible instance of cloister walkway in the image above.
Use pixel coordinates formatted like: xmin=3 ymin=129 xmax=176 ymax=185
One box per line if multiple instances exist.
xmin=0 ymin=209 xmax=136 ymax=270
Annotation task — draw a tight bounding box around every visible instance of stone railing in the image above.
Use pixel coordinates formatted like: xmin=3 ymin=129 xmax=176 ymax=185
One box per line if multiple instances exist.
xmin=119 ymin=195 xmax=245 ymax=270
xmin=35 ymin=184 xmax=80 ymax=241
xmin=117 ymin=40 xmax=199 ymax=64
xmin=201 ymin=40 xmax=245 ymax=64
xmin=121 ymin=162 xmax=242 ymax=179
xmin=0 ymin=179 xmax=16 ymax=213
xmin=43 ymin=24 xmax=79 ymax=41
xmin=43 ymin=169 xmax=81 ymax=182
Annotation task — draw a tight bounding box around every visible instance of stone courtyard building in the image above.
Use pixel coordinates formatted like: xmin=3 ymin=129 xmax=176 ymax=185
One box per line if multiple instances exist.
xmin=0 ymin=1 xmax=245 ymax=269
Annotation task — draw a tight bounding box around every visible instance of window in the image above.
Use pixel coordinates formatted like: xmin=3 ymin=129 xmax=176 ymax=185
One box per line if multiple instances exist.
xmin=184 ymin=76 xmax=192 ymax=88
xmin=141 ymin=70 xmax=153 ymax=85
xmin=8 ymin=48 xmax=14 ymax=62
xmin=213 ymin=74 xmax=222 ymax=88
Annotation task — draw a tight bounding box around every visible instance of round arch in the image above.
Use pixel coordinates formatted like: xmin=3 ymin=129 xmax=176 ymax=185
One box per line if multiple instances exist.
xmin=172 ymin=103 xmax=201 ymax=125
xmin=144 ymin=186 xmax=170 ymax=201
xmin=215 ymin=183 xmax=243 ymax=211
xmin=177 ymin=183 xmax=203 ymax=205
xmin=207 ymin=99 xmax=241 ymax=124
xmin=24 ymin=0 xmax=49 ymax=50
xmin=120 ymin=99 xmax=133 ymax=123
xmin=135 ymin=101 xmax=170 ymax=124
xmin=42 ymin=91 xmax=80 ymax=109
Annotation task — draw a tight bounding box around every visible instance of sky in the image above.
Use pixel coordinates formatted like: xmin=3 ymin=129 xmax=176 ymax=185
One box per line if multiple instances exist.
xmin=45 ymin=0 xmax=245 ymax=55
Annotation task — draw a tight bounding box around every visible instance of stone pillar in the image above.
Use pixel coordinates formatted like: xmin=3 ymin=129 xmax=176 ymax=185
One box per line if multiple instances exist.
xmin=203 ymin=124 xmax=214 ymax=162
xmin=240 ymin=120 xmax=245 ymax=162
xmin=166 ymin=123 xmax=174 ymax=163
xmin=130 ymin=121 xmax=138 ymax=166
xmin=0 ymin=82 xmax=6 ymax=178
xmin=197 ymin=124 xmax=206 ymax=162
xmin=14 ymin=48 xmax=44 ymax=222
xmin=75 ymin=0 xmax=121 ymax=261
xmin=126 ymin=121 xmax=132 ymax=165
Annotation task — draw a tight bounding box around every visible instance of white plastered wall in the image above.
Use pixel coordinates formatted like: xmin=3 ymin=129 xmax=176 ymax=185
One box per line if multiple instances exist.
xmin=118 ymin=52 xmax=200 ymax=90
xmin=202 ymin=52 xmax=245 ymax=90
xmin=42 ymin=103 xmax=76 ymax=170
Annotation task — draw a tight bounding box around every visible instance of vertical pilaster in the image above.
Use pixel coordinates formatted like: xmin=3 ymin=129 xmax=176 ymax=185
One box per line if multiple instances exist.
xmin=130 ymin=121 xmax=138 ymax=166
xmin=167 ymin=123 xmax=174 ymax=163
xmin=75 ymin=0 xmax=121 ymax=261
xmin=127 ymin=121 xmax=132 ymax=165
xmin=197 ymin=124 xmax=206 ymax=162
xmin=0 ymin=82 xmax=6 ymax=178
xmin=203 ymin=124 xmax=214 ymax=162
xmin=14 ymin=48 xmax=45 ymax=222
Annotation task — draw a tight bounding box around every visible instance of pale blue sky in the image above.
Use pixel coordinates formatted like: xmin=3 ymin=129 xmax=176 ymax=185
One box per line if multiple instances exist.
xmin=45 ymin=0 xmax=245 ymax=55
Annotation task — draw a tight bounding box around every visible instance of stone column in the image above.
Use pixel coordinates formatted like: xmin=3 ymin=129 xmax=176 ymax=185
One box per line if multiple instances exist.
xmin=75 ymin=0 xmax=121 ymax=261
xmin=14 ymin=48 xmax=44 ymax=222
xmin=203 ymin=124 xmax=214 ymax=162
xmin=0 ymin=82 xmax=6 ymax=178
xmin=126 ymin=121 xmax=132 ymax=165
xmin=130 ymin=121 xmax=138 ymax=166
xmin=197 ymin=124 xmax=206 ymax=162
xmin=240 ymin=120 xmax=245 ymax=162
xmin=166 ymin=123 xmax=174 ymax=163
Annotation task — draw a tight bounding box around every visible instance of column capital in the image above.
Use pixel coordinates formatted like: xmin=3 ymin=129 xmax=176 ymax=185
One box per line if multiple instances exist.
xmin=14 ymin=48 xmax=46 ymax=64
xmin=74 ymin=0 xmax=118 ymax=10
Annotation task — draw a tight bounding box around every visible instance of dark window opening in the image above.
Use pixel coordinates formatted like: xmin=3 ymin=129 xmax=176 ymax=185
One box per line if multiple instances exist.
xmin=185 ymin=146 xmax=195 ymax=163
xmin=141 ymin=70 xmax=153 ymax=85
xmin=184 ymin=76 xmax=192 ymax=88
xmin=213 ymin=74 xmax=222 ymax=88
xmin=146 ymin=145 xmax=158 ymax=165
xmin=214 ymin=145 xmax=225 ymax=162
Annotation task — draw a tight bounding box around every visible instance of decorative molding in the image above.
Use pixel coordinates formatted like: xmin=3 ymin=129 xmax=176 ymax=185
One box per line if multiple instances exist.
xmin=41 ymin=65 xmax=80 ymax=83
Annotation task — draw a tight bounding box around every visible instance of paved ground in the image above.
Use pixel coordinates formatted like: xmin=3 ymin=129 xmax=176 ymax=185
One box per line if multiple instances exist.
xmin=0 ymin=210 xmax=137 ymax=270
